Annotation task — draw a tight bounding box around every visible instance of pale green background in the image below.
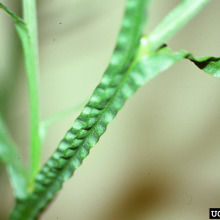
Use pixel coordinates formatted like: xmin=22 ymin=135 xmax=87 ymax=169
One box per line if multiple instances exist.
xmin=0 ymin=0 xmax=220 ymax=219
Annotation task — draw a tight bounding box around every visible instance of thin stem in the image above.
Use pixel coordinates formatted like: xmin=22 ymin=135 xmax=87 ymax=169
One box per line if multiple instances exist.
xmin=148 ymin=0 xmax=210 ymax=52
xmin=0 ymin=3 xmax=25 ymax=24
xmin=21 ymin=0 xmax=40 ymax=183
xmin=43 ymin=101 xmax=86 ymax=129
xmin=39 ymin=100 xmax=86 ymax=147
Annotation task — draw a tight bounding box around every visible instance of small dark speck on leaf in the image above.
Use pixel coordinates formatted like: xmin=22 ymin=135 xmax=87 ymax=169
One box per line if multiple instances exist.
xmin=53 ymin=38 xmax=55 ymax=41
xmin=59 ymin=22 xmax=62 ymax=25
xmin=17 ymin=157 xmax=20 ymax=160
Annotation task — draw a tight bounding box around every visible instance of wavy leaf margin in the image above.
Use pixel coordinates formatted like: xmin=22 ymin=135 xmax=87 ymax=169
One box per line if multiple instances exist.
xmin=10 ymin=0 xmax=151 ymax=219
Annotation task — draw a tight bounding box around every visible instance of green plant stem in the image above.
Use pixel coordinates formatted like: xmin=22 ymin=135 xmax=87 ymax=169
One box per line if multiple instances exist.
xmin=148 ymin=0 xmax=210 ymax=52
xmin=21 ymin=0 xmax=40 ymax=183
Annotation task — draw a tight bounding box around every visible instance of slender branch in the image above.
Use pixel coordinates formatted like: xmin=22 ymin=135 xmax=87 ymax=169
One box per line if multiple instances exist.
xmin=43 ymin=101 xmax=86 ymax=129
xmin=0 ymin=3 xmax=24 ymax=24
xmin=39 ymin=101 xmax=86 ymax=147
xmin=148 ymin=0 xmax=210 ymax=52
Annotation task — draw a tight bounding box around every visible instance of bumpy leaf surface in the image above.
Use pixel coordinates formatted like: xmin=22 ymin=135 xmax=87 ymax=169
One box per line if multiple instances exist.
xmin=10 ymin=0 xmax=151 ymax=219
xmin=10 ymin=46 xmax=188 ymax=220
xmin=10 ymin=0 xmax=220 ymax=218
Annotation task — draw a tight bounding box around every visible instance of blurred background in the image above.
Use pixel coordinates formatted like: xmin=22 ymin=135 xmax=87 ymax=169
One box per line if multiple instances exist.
xmin=1 ymin=0 xmax=220 ymax=219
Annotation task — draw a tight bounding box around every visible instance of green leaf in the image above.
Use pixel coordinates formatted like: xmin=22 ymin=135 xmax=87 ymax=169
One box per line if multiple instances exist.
xmin=159 ymin=47 xmax=220 ymax=77
xmin=9 ymin=43 xmax=187 ymax=220
xmin=10 ymin=0 xmax=152 ymax=219
xmin=186 ymin=54 xmax=220 ymax=77
xmin=0 ymin=116 xmax=28 ymax=199
xmin=10 ymin=0 xmax=216 ymax=218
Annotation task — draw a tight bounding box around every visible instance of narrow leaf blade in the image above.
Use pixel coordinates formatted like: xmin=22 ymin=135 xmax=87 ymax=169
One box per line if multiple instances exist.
xmin=0 ymin=116 xmax=28 ymax=199
xmin=0 ymin=2 xmax=25 ymax=26
xmin=9 ymin=45 xmax=187 ymax=219
xmin=10 ymin=0 xmax=152 ymax=219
